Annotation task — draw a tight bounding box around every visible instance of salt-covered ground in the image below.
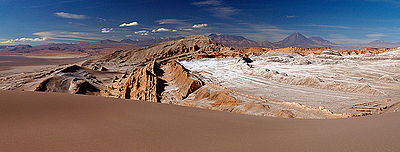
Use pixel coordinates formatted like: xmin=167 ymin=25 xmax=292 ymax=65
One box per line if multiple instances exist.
xmin=180 ymin=49 xmax=400 ymax=117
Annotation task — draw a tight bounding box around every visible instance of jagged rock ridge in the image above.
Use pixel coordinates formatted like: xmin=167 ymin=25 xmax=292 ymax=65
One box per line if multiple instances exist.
xmin=83 ymin=35 xmax=239 ymax=73
xmin=123 ymin=60 xmax=203 ymax=103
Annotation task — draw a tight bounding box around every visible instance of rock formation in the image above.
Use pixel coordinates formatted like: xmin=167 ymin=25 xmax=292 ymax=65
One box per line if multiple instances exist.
xmin=123 ymin=60 xmax=203 ymax=103
xmin=123 ymin=60 xmax=163 ymax=102
xmin=162 ymin=60 xmax=203 ymax=100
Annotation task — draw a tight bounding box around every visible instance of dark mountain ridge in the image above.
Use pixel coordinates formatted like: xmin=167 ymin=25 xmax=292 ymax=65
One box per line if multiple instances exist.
xmin=209 ymin=32 xmax=400 ymax=50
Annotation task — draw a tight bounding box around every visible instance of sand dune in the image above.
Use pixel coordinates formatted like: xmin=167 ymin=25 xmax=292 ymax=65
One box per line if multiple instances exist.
xmin=0 ymin=90 xmax=399 ymax=152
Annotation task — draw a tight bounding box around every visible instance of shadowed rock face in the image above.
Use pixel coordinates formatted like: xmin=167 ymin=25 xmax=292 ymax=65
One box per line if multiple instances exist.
xmin=123 ymin=61 xmax=164 ymax=102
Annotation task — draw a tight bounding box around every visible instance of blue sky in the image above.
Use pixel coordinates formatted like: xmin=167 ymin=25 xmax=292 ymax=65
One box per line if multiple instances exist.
xmin=1 ymin=0 xmax=400 ymax=45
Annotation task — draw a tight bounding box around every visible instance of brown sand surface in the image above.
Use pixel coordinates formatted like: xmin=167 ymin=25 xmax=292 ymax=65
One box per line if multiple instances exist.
xmin=0 ymin=90 xmax=399 ymax=152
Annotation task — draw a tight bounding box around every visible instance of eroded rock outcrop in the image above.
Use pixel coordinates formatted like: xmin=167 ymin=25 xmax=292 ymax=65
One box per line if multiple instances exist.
xmin=123 ymin=61 xmax=163 ymax=102
xmin=162 ymin=61 xmax=203 ymax=100
xmin=35 ymin=65 xmax=101 ymax=95
xmin=123 ymin=60 xmax=203 ymax=103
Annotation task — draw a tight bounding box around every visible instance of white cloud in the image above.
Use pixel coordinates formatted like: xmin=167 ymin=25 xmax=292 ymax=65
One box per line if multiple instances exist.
xmin=193 ymin=24 xmax=208 ymax=28
xmin=17 ymin=37 xmax=47 ymax=41
xmin=33 ymin=31 xmax=103 ymax=42
xmin=181 ymin=28 xmax=193 ymax=31
xmin=54 ymin=12 xmax=87 ymax=19
xmin=119 ymin=22 xmax=139 ymax=27
xmin=101 ymin=28 xmax=113 ymax=33
xmin=286 ymin=15 xmax=296 ymax=18
xmin=192 ymin=0 xmax=238 ymax=18
xmin=134 ymin=30 xmax=149 ymax=36
xmin=192 ymin=0 xmax=222 ymax=6
xmin=209 ymin=6 xmax=238 ymax=18
xmin=366 ymin=33 xmax=385 ymax=38
xmin=152 ymin=28 xmax=171 ymax=32
xmin=156 ymin=19 xmax=187 ymax=25
xmin=0 ymin=37 xmax=47 ymax=44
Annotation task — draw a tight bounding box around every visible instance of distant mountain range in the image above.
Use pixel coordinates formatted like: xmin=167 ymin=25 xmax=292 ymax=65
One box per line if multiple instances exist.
xmin=209 ymin=32 xmax=400 ymax=50
xmin=0 ymin=37 xmax=182 ymax=55
xmin=1 ymin=33 xmax=400 ymax=56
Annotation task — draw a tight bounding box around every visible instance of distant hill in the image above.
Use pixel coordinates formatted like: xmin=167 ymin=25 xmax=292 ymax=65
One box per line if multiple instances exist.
xmin=208 ymin=34 xmax=274 ymax=49
xmin=0 ymin=37 xmax=183 ymax=56
xmin=309 ymin=36 xmax=337 ymax=46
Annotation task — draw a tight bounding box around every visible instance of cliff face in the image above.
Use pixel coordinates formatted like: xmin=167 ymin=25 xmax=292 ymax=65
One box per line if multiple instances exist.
xmin=123 ymin=61 xmax=163 ymax=102
xmin=162 ymin=60 xmax=203 ymax=101
xmin=123 ymin=60 xmax=203 ymax=103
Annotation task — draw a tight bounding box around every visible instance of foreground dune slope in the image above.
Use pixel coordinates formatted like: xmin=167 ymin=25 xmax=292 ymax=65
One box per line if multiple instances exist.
xmin=0 ymin=90 xmax=399 ymax=152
